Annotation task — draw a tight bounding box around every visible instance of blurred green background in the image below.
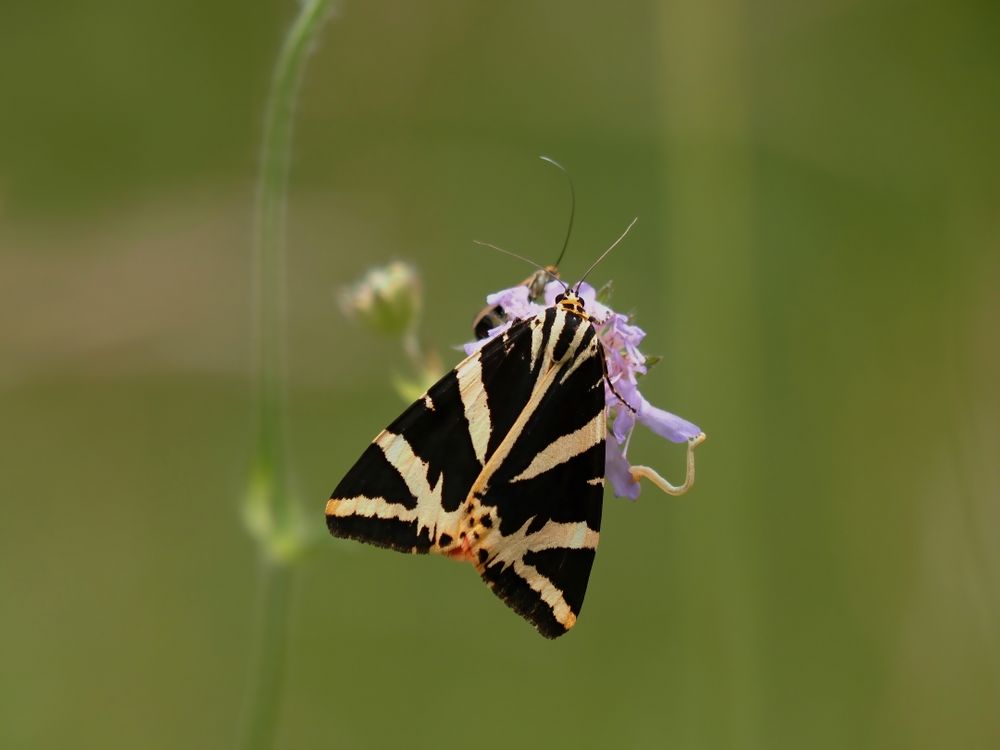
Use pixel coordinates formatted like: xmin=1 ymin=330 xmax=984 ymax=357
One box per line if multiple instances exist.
xmin=2 ymin=1 xmax=998 ymax=748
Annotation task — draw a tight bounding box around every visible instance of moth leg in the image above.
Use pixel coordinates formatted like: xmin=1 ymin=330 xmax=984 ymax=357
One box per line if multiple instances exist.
xmin=630 ymin=432 xmax=706 ymax=496
xmin=596 ymin=339 xmax=637 ymax=414
xmin=606 ymin=379 xmax=636 ymax=414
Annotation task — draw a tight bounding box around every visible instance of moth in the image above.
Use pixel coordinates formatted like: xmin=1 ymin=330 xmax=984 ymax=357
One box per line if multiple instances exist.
xmin=327 ymin=284 xmax=613 ymax=638
xmin=472 ymin=265 xmax=558 ymax=340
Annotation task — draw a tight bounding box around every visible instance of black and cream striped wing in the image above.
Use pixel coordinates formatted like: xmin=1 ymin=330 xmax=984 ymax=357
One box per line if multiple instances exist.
xmin=326 ymin=305 xmax=606 ymax=637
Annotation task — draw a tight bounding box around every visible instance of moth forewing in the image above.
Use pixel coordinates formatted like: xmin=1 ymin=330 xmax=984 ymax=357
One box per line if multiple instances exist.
xmin=462 ymin=303 xmax=606 ymax=636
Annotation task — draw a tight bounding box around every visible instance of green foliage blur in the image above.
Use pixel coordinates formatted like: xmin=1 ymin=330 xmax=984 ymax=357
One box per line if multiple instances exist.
xmin=2 ymin=1 xmax=998 ymax=748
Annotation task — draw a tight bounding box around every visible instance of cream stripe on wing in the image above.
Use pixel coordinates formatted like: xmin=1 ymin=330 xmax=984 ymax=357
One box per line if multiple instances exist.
xmin=544 ymin=311 xmax=566 ymax=367
xmin=326 ymin=430 xmax=460 ymax=540
xmin=510 ymin=410 xmax=605 ymax=482
xmin=559 ymin=335 xmax=599 ymax=385
xmin=489 ymin=518 xmax=600 ymax=572
xmin=530 ymin=315 xmax=546 ymax=371
xmin=554 ymin=310 xmax=590 ymax=366
xmin=512 ymin=560 xmax=577 ymax=629
xmin=456 ymin=354 xmax=490 ymax=465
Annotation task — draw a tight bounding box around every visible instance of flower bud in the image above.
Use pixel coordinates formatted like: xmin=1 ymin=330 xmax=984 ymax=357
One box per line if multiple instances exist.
xmin=339 ymin=261 xmax=422 ymax=337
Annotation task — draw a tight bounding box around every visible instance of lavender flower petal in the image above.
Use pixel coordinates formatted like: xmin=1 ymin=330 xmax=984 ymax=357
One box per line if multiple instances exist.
xmin=637 ymin=397 xmax=702 ymax=443
xmin=462 ymin=320 xmax=514 ymax=355
xmin=605 ymin=439 xmax=641 ymax=500
xmin=542 ymin=280 xmax=566 ymax=306
xmin=611 ymin=403 xmax=635 ymax=443
xmin=485 ymin=285 xmax=543 ymax=321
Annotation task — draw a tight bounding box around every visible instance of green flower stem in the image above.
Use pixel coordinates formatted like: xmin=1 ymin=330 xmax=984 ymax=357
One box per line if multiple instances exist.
xmin=252 ymin=0 xmax=335 ymax=549
xmin=240 ymin=1 xmax=335 ymax=749
xmin=237 ymin=562 xmax=295 ymax=750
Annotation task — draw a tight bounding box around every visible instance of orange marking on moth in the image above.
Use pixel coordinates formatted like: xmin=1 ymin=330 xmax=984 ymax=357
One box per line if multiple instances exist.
xmin=445 ymin=536 xmax=477 ymax=563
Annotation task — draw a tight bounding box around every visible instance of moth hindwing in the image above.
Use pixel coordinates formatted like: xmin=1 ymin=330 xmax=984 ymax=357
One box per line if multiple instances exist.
xmin=327 ymin=292 xmax=606 ymax=638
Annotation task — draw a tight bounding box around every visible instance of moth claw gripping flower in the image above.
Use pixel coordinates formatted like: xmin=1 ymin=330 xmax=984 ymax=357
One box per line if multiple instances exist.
xmin=465 ymin=280 xmax=705 ymax=500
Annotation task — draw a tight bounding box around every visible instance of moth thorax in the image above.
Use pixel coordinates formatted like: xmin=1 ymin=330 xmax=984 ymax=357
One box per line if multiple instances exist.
xmin=555 ymin=291 xmax=587 ymax=317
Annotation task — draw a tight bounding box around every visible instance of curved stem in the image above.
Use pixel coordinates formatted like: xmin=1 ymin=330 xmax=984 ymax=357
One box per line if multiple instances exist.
xmin=240 ymin=2 xmax=336 ymax=749
xmin=254 ymin=0 xmax=335 ymax=535
xmin=630 ymin=432 xmax=706 ymax=495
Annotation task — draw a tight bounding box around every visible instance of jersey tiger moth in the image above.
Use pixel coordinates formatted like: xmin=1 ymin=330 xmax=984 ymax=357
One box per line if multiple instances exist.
xmin=472 ymin=265 xmax=559 ymax=340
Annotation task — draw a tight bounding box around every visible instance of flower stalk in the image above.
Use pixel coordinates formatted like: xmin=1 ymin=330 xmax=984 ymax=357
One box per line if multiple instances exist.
xmin=239 ymin=2 xmax=336 ymax=749
xmin=339 ymin=261 xmax=442 ymax=402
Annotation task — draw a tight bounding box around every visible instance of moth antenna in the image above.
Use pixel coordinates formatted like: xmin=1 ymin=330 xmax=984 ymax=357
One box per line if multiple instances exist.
xmin=574 ymin=216 xmax=638 ymax=293
xmin=538 ymin=155 xmax=575 ymax=269
xmin=473 ymin=240 xmax=567 ymax=290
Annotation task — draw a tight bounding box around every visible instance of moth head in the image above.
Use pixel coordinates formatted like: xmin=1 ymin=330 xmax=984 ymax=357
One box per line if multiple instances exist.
xmin=554 ymin=290 xmax=587 ymax=317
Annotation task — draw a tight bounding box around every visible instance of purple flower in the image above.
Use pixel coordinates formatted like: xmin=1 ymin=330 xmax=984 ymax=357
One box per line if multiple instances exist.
xmin=467 ymin=279 xmax=705 ymax=499
xmin=487 ymin=285 xmax=541 ymax=320
xmin=463 ymin=286 xmax=548 ymax=355
xmin=605 ymin=440 xmax=641 ymax=500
